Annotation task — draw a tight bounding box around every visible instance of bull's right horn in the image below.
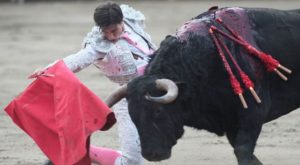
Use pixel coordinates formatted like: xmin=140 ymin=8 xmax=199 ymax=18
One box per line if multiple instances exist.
xmin=105 ymin=84 xmax=127 ymax=107
xmin=145 ymin=79 xmax=178 ymax=104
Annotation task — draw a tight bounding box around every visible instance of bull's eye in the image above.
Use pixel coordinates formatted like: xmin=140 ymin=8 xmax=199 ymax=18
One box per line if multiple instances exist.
xmin=154 ymin=108 xmax=163 ymax=118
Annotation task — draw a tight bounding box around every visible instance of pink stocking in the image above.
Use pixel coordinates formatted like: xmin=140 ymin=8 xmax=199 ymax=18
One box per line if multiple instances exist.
xmin=89 ymin=145 xmax=121 ymax=165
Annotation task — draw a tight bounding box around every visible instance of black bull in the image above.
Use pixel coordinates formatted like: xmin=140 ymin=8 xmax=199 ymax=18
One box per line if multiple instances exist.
xmin=106 ymin=7 xmax=300 ymax=164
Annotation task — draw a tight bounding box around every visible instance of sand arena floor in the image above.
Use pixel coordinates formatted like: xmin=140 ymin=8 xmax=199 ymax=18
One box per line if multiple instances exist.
xmin=1 ymin=0 xmax=300 ymax=164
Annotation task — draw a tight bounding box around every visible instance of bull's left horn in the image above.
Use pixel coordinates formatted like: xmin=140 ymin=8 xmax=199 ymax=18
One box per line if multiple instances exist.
xmin=145 ymin=79 xmax=178 ymax=104
xmin=105 ymin=85 xmax=127 ymax=107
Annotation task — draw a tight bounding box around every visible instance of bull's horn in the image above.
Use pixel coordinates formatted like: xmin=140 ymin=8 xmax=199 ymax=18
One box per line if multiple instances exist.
xmin=145 ymin=79 xmax=178 ymax=104
xmin=105 ymin=85 xmax=127 ymax=107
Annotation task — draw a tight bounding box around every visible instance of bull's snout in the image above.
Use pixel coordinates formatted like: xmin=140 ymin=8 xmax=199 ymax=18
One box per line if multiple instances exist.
xmin=142 ymin=150 xmax=171 ymax=161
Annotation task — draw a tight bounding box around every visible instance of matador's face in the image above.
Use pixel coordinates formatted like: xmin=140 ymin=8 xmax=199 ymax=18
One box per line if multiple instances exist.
xmin=102 ymin=21 xmax=124 ymax=42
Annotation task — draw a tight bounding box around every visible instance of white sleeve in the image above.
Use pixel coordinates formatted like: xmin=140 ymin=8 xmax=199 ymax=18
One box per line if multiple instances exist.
xmin=63 ymin=44 xmax=106 ymax=73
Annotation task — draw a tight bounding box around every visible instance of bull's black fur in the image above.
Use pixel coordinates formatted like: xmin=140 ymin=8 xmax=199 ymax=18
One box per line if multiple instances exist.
xmin=126 ymin=8 xmax=300 ymax=164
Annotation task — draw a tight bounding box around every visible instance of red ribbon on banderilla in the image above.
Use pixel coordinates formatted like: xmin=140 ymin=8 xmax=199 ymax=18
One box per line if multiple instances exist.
xmin=208 ymin=18 xmax=292 ymax=109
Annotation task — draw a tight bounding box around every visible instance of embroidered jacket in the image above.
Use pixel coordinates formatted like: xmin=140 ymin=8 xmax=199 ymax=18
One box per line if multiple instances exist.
xmin=63 ymin=5 xmax=156 ymax=85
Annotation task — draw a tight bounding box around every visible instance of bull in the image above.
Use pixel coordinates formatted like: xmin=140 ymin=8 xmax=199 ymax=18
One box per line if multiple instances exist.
xmin=106 ymin=7 xmax=300 ymax=165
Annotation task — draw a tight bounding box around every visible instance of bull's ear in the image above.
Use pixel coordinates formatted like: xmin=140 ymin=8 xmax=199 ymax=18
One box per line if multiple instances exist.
xmin=208 ymin=6 xmax=218 ymax=11
xmin=161 ymin=35 xmax=179 ymax=45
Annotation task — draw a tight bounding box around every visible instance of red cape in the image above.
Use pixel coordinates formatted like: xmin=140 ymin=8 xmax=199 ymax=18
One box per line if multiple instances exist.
xmin=5 ymin=60 xmax=116 ymax=165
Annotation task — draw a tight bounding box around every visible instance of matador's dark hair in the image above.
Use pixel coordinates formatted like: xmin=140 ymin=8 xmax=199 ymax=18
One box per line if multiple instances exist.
xmin=94 ymin=2 xmax=123 ymax=28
